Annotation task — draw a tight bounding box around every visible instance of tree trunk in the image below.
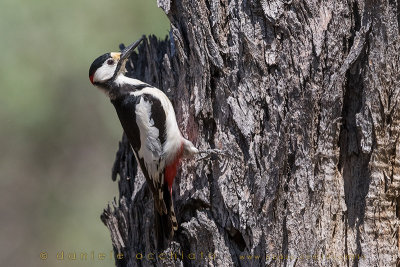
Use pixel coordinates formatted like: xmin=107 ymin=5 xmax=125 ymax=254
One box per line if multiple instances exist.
xmin=101 ymin=0 xmax=400 ymax=266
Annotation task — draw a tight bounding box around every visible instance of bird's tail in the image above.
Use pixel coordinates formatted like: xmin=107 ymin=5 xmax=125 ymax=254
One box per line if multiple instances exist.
xmin=154 ymin=184 xmax=178 ymax=251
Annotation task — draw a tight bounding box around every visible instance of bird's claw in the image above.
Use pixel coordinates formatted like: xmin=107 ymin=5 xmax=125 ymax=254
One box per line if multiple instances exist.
xmin=196 ymin=149 xmax=236 ymax=162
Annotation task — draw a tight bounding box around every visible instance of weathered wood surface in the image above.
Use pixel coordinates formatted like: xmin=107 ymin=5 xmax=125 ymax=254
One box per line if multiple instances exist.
xmin=101 ymin=0 xmax=400 ymax=266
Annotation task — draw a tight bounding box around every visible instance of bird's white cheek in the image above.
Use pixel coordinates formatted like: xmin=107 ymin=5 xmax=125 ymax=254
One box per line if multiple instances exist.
xmin=93 ymin=65 xmax=116 ymax=83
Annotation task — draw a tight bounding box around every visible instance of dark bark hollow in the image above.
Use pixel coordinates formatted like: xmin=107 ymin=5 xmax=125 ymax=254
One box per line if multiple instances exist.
xmin=101 ymin=0 xmax=400 ymax=266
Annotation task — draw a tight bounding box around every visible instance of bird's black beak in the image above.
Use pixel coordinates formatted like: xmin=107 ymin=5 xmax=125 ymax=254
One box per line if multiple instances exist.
xmin=112 ymin=36 xmax=144 ymax=79
xmin=120 ymin=36 xmax=144 ymax=62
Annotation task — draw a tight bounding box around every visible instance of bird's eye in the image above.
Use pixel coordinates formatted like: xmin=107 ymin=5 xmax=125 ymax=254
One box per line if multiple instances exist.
xmin=107 ymin=59 xmax=114 ymax=65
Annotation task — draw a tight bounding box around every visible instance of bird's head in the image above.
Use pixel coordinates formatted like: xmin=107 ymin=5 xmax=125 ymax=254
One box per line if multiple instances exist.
xmin=89 ymin=37 xmax=143 ymax=87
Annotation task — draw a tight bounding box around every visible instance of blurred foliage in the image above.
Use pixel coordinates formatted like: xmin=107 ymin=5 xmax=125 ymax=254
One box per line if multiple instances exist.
xmin=0 ymin=0 xmax=169 ymax=266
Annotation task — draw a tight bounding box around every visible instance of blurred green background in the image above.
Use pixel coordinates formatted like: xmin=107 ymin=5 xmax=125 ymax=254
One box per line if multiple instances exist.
xmin=0 ymin=0 xmax=168 ymax=266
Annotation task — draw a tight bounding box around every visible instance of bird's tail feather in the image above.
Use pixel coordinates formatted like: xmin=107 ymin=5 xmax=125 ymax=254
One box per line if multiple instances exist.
xmin=155 ymin=184 xmax=177 ymax=251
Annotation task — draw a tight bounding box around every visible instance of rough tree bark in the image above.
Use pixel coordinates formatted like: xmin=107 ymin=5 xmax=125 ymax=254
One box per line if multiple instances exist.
xmin=100 ymin=0 xmax=400 ymax=266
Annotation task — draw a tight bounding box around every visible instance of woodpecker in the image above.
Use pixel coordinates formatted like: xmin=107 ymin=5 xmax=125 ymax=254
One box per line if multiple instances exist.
xmin=89 ymin=37 xmax=198 ymax=246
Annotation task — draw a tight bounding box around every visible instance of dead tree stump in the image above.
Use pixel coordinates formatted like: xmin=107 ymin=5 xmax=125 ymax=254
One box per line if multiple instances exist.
xmin=101 ymin=1 xmax=400 ymax=266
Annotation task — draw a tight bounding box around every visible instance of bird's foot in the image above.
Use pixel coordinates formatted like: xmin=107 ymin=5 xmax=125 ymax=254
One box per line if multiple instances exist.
xmin=196 ymin=149 xmax=234 ymax=162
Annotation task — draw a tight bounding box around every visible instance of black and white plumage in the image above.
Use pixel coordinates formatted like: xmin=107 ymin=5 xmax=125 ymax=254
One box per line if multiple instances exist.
xmin=89 ymin=37 xmax=198 ymax=247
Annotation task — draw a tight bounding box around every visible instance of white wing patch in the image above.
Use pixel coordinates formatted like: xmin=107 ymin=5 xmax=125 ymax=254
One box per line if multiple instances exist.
xmin=135 ymin=96 xmax=163 ymax=177
xmin=130 ymin=86 xmax=184 ymax=165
